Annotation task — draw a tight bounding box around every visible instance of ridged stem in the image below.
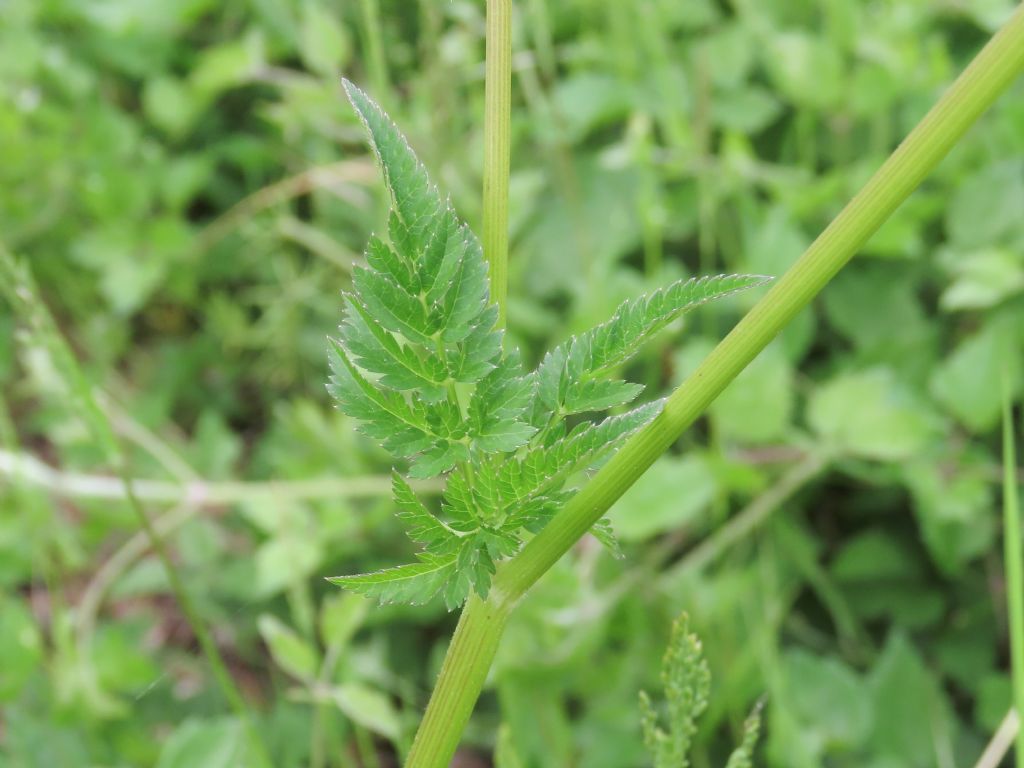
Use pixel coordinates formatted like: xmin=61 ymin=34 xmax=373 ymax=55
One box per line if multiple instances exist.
xmin=482 ymin=0 xmax=512 ymax=325
xmin=405 ymin=594 xmax=510 ymax=766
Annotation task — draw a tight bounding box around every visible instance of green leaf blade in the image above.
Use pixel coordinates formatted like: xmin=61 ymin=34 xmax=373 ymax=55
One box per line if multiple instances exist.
xmin=340 ymin=297 xmax=446 ymax=395
xmin=327 ymin=555 xmax=457 ymax=607
xmin=343 ymin=78 xmax=443 ymax=246
xmin=327 ymin=340 xmax=434 ymax=457
xmin=539 ymin=274 xmax=769 ymax=417
xmin=392 ymin=472 xmax=458 ymax=553
xmin=351 ymin=267 xmax=433 ymax=345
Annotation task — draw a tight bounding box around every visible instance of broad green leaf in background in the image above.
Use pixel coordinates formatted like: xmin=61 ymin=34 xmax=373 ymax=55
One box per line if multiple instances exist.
xmin=258 ymin=614 xmax=320 ymax=682
xmin=156 ymin=719 xmax=246 ymax=768
xmin=830 ymin=530 xmax=946 ymax=629
xmin=0 ymin=598 xmax=43 ymax=701
xmin=938 ymin=248 xmax=1024 ymax=311
xmin=946 ymin=159 xmax=1024 ymax=248
xmin=930 ymin=317 xmax=1022 ymax=432
xmin=190 ymin=35 xmax=265 ymax=97
xmin=318 ymin=593 xmax=368 ymax=652
xmin=808 ymin=368 xmax=943 ymax=461
xmin=903 ymin=457 xmax=995 ymax=575
xmin=607 ymin=455 xmax=716 ymax=541
xmin=331 ymin=682 xmax=401 ymax=740
xmin=143 ymin=76 xmax=202 ymax=138
xmin=822 ymin=265 xmax=929 ymax=355
xmin=712 ymin=86 xmax=783 ymax=133
xmin=299 ymin=1 xmax=350 ymax=77
xmin=254 ymin=533 xmax=324 ymax=599
xmin=779 ymin=650 xmax=871 ymax=755
xmin=975 ymin=674 xmax=1012 ymax=733
xmin=867 ymin=634 xmax=954 ymax=767
xmin=90 ymin=622 xmax=161 ymax=697
xmin=710 ymin=342 xmax=793 ymax=443
xmin=763 ymin=32 xmax=844 ymax=110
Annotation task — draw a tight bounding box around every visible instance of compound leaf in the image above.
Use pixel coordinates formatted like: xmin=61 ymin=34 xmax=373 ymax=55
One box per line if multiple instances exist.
xmin=341 ymin=297 xmax=446 ymax=395
xmin=329 ymin=83 xmax=768 ymax=610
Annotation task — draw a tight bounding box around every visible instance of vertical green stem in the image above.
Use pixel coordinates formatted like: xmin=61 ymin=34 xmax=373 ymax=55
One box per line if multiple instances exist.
xmin=404 ymin=6 xmax=1024 ymax=767
xmin=482 ymin=0 xmax=513 ymax=325
xmin=1004 ymin=384 xmax=1024 ymax=768
xmin=359 ymin=0 xmax=389 ymax=100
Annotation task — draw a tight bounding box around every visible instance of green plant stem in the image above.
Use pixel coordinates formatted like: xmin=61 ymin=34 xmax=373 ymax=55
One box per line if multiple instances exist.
xmin=403 ymin=7 xmax=513 ymax=756
xmin=482 ymin=0 xmax=512 ymax=325
xmin=1004 ymin=383 xmax=1024 ymax=768
xmin=358 ymin=0 xmax=389 ymax=101
xmin=403 ymin=8 xmax=1024 ymax=766
xmin=406 ymin=595 xmax=510 ymax=766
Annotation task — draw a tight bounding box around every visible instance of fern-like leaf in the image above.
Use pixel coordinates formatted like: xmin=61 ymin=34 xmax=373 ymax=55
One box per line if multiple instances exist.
xmin=640 ymin=613 xmax=711 ymax=768
xmin=496 ymin=401 xmax=663 ymax=516
xmin=641 ymin=613 xmax=763 ymax=768
xmin=724 ymin=701 xmax=764 ymax=768
xmin=327 ymin=339 xmax=437 ymax=458
xmin=327 ymin=82 xmax=768 ymax=609
xmin=344 ymin=80 xmax=441 ymax=245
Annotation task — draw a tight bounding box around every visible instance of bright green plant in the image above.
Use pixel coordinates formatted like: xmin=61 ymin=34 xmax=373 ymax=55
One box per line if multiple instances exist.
xmin=325 ymin=4 xmax=1024 ymax=766
xmin=7 ymin=1 xmax=1023 ymax=765
xmin=327 ymin=79 xmax=764 ymax=610
xmin=639 ymin=613 xmax=762 ymax=768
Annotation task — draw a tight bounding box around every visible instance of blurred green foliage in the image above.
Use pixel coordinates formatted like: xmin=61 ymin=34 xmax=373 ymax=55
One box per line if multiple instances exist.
xmin=2 ymin=0 xmax=1024 ymax=766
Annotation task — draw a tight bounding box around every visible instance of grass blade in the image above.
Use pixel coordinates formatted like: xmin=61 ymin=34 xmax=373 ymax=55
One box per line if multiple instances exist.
xmin=1004 ymin=380 xmax=1024 ymax=768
